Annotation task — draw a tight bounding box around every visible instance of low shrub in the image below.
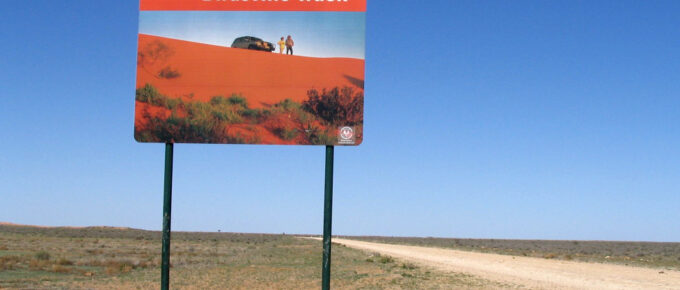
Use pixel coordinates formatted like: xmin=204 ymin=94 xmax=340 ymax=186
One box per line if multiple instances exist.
xmin=227 ymin=95 xmax=248 ymax=107
xmin=208 ymin=97 xmax=244 ymax=124
xmin=274 ymin=127 xmax=298 ymax=141
xmin=158 ymin=66 xmax=181 ymax=79
xmin=274 ymin=98 xmax=299 ymax=111
xmin=56 ymin=258 xmax=74 ymax=266
xmin=378 ymin=256 xmax=394 ymax=264
xmin=136 ymin=84 xmax=181 ymax=109
xmin=29 ymin=259 xmax=50 ymax=270
xmin=401 ymin=263 xmax=417 ymax=270
xmin=146 ymin=113 xmax=220 ymax=143
xmin=210 ymin=95 xmax=247 ymax=108
xmin=35 ymin=251 xmax=50 ymax=261
xmin=0 ymin=256 xmax=22 ymax=271
xmin=303 ymin=87 xmax=363 ymax=126
xmin=306 ymin=127 xmax=336 ymax=145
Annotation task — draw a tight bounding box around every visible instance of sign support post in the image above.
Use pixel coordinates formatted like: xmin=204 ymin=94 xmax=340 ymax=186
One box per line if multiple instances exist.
xmin=161 ymin=143 xmax=174 ymax=290
xmin=322 ymin=145 xmax=334 ymax=290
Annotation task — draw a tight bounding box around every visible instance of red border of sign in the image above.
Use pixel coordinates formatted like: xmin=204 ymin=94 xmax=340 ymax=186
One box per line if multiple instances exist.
xmin=140 ymin=0 xmax=366 ymax=12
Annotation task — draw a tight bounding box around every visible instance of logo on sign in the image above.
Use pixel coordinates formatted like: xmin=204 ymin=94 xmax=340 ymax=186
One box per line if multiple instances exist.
xmin=338 ymin=126 xmax=355 ymax=144
xmin=340 ymin=127 xmax=354 ymax=140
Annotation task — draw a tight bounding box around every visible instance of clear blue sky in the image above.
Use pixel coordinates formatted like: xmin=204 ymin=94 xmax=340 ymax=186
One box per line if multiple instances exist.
xmin=1 ymin=0 xmax=679 ymax=242
xmin=139 ymin=11 xmax=365 ymax=58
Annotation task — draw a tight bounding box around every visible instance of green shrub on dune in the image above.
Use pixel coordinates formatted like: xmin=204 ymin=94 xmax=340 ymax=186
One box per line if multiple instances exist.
xmin=303 ymin=87 xmax=363 ymax=126
xmin=135 ymin=84 xmax=181 ymax=109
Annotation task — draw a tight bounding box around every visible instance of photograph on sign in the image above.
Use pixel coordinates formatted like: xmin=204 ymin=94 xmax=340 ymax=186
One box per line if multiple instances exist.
xmin=134 ymin=1 xmax=366 ymax=145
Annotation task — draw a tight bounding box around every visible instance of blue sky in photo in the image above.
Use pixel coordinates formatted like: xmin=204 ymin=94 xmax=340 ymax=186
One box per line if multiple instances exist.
xmin=139 ymin=11 xmax=366 ymax=59
xmin=1 ymin=0 xmax=680 ymax=242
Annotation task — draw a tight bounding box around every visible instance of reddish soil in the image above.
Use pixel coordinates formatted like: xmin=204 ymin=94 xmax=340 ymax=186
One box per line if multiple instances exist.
xmin=134 ymin=101 xmax=171 ymax=130
xmin=135 ymin=34 xmax=365 ymax=107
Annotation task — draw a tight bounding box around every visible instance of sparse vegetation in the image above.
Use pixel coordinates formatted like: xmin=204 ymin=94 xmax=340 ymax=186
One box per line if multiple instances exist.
xmin=135 ymin=84 xmax=362 ymax=145
xmin=0 ymin=225 xmax=500 ymax=289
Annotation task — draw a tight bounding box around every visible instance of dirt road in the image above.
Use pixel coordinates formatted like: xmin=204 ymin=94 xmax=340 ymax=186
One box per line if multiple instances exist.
xmin=330 ymin=238 xmax=680 ymax=289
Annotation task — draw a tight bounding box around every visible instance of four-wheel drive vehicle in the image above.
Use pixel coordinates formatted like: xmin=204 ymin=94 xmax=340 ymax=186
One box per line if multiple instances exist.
xmin=231 ymin=36 xmax=275 ymax=52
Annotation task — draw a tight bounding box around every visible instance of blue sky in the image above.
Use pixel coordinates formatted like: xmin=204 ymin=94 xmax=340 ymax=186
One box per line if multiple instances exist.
xmin=1 ymin=0 xmax=679 ymax=242
xmin=139 ymin=11 xmax=365 ymax=58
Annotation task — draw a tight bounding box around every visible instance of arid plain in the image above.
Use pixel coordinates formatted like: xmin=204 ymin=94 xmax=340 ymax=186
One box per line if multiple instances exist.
xmin=1 ymin=223 xmax=678 ymax=289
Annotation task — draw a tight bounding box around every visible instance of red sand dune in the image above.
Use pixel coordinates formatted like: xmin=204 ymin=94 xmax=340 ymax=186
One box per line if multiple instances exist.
xmin=136 ymin=34 xmax=365 ymax=107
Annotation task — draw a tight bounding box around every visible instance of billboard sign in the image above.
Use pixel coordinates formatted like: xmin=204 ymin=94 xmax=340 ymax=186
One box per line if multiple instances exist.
xmin=135 ymin=0 xmax=366 ymax=145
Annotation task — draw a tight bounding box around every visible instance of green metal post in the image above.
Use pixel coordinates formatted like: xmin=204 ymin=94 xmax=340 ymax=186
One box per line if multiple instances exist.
xmin=322 ymin=145 xmax=334 ymax=290
xmin=161 ymin=143 xmax=174 ymax=290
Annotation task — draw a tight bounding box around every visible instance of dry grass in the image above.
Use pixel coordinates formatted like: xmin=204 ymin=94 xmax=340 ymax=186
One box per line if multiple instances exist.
xmin=0 ymin=225 xmax=500 ymax=289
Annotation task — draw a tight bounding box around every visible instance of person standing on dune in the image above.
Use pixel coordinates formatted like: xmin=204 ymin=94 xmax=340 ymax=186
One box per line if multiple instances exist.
xmin=277 ymin=37 xmax=285 ymax=54
xmin=286 ymin=35 xmax=294 ymax=55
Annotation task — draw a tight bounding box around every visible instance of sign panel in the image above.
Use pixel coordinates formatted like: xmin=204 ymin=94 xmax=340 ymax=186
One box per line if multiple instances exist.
xmin=135 ymin=0 xmax=366 ymax=145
